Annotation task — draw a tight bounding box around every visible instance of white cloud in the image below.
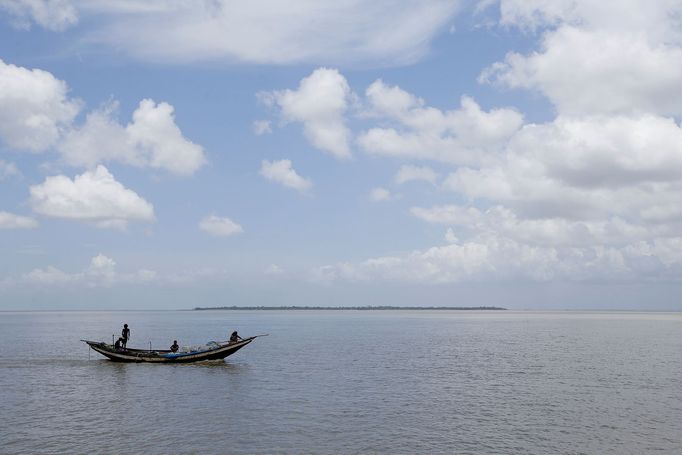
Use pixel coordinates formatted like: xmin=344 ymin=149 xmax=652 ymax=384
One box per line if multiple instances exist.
xmin=85 ymin=253 xmax=117 ymax=283
xmin=252 ymin=120 xmax=272 ymax=135
xmin=260 ymin=159 xmax=312 ymax=193
xmin=0 ymin=59 xmax=204 ymax=175
xmin=412 ymin=205 xmax=652 ymax=248
xmin=0 ymin=160 xmax=19 ymax=180
xmin=60 ymin=99 xmax=206 ymax=175
xmin=262 ymin=73 xmax=523 ymax=167
xmin=395 ymin=165 xmax=438 ymax=184
xmin=369 ymin=187 xmax=391 ymax=202
xmin=89 ymin=252 xmax=115 ymax=270
xmin=17 ymin=1 xmax=462 ymax=66
xmin=312 ymin=13 xmax=682 ymax=285
xmin=58 ymin=102 xmax=131 ymax=166
xmin=29 ymin=165 xmax=154 ymax=229
xmin=397 ymin=110 xmax=682 ymax=283
xmin=126 ymin=99 xmax=206 ymax=175
xmin=469 ymin=2 xmax=682 ymax=221
xmin=10 ymin=1 xmax=682 ymax=292
xmin=23 ymin=253 xmax=157 ymax=286
xmin=0 ymin=211 xmax=38 ymax=229
xmin=313 ymin=228 xmax=682 ymax=285
xmin=0 ymin=0 xmax=78 ymax=31
xmin=482 ymin=1 xmax=682 ymax=116
xmin=314 ymin=240 xmax=553 ymax=283
xmin=358 ymin=80 xmax=523 ymax=165
xmin=24 ymin=265 xmax=79 ymax=285
xmin=444 ymin=115 xmax=682 ymax=222
xmin=515 ymin=115 xmax=682 ymax=189
xmin=260 ymin=60 xmax=682 ymax=284
xmin=481 ymin=27 xmax=682 ymax=116
xmin=497 ymin=0 xmax=682 ymax=39
xmin=199 ymin=215 xmax=243 ymax=237
xmin=261 ymin=68 xmax=352 ymax=159
xmin=243 ymin=10 xmax=682 ymax=287
xmin=0 ymin=58 xmax=80 ymax=151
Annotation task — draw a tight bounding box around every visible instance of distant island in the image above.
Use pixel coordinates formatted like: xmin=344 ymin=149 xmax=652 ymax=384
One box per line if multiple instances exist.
xmin=193 ymin=305 xmax=507 ymax=311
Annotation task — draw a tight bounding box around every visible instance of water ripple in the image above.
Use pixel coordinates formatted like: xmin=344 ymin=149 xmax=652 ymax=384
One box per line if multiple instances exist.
xmin=0 ymin=310 xmax=681 ymax=454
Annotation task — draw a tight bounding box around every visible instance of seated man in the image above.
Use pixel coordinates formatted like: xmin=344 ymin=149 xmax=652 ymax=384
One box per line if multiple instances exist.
xmin=229 ymin=331 xmax=242 ymax=343
xmin=114 ymin=337 xmax=124 ymax=350
xmin=170 ymin=340 xmax=179 ymax=353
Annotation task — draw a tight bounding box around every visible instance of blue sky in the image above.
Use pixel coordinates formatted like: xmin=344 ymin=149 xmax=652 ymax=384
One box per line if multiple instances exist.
xmin=2 ymin=0 xmax=682 ymax=310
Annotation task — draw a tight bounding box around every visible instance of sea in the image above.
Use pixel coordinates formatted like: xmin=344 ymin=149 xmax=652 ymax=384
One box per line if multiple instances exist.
xmin=0 ymin=310 xmax=681 ymax=455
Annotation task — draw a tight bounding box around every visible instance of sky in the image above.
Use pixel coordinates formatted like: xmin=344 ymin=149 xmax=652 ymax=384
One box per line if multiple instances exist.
xmin=2 ymin=0 xmax=682 ymax=310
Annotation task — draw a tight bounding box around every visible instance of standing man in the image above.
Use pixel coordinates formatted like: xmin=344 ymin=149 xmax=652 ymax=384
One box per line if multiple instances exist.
xmin=121 ymin=323 xmax=130 ymax=349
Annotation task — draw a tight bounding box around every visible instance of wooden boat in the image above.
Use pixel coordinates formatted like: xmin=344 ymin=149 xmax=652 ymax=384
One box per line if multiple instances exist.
xmin=81 ymin=336 xmax=259 ymax=363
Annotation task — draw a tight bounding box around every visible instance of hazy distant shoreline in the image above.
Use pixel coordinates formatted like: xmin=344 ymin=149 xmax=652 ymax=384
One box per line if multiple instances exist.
xmin=193 ymin=305 xmax=507 ymax=311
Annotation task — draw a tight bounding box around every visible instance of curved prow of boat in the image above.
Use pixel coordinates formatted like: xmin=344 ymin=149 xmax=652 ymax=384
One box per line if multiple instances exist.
xmin=81 ymin=336 xmax=260 ymax=363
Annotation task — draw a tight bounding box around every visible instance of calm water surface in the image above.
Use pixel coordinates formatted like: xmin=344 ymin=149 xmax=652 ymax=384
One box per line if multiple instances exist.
xmin=1 ymin=310 xmax=681 ymax=454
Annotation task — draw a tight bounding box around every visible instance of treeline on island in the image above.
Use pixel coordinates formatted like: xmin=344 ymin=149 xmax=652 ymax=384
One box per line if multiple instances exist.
xmin=193 ymin=305 xmax=507 ymax=311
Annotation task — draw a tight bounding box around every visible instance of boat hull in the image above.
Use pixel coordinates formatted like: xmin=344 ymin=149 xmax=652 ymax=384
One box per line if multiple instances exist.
xmin=82 ymin=337 xmax=255 ymax=363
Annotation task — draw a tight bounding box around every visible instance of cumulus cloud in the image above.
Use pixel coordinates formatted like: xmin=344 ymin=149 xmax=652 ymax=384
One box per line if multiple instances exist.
xmin=199 ymin=215 xmax=243 ymax=237
xmin=311 ymin=240 xmax=551 ymax=284
xmin=260 ymin=159 xmax=312 ymax=193
xmin=481 ymin=27 xmax=682 ymax=117
xmin=306 ymin=2 xmax=682 ymax=286
xmin=358 ymin=80 xmax=523 ymax=165
xmin=29 ymin=165 xmax=154 ymax=229
xmin=23 ymin=253 xmax=157 ymax=286
xmin=314 ymin=201 xmax=682 ymax=284
xmin=24 ymin=265 xmax=79 ymax=285
xmin=8 ymin=1 xmax=462 ymax=66
xmin=126 ymin=99 xmax=206 ymax=175
xmin=320 ymin=1 xmax=679 ymax=285
xmin=395 ymin=165 xmax=438 ymax=184
xmin=58 ymin=102 xmax=130 ymax=166
xmin=444 ymin=115 xmax=682 ymax=222
xmin=482 ymin=1 xmax=682 ymax=116
xmin=0 ymin=58 xmax=80 ymax=152
xmin=312 ymin=234 xmax=682 ymax=284
xmin=10 ymin=1 xmax=682 ymax=291
xmin=261 ymin=68 xmax=353 ymax=159
xmin=260 ymin=72 xmax=522 ymax=166
xmin=0 ymin=211 xmax=38 ymax=229
xmin=369 ymin=187 xmax=391 ymax=202
xmin=60 ymin=99 xmax=206 ymax=175
xmin=0 ymin=59 xmax=204 ymax=175
xmin=422 ymin=111 xmax=682 ymax=283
